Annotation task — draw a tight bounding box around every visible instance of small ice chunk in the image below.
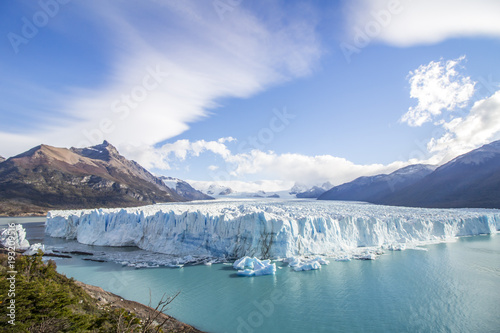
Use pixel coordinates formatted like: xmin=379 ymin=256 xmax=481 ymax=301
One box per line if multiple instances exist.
xmin=388 ymin=243 xmax=406 ymax=251
xmin=284 ymin=256 xmax=301 ymax=267
xmin=23 ymin=243 xmax=45 ymax=256
xmin=285 ymin=256 xmax=329 ymax=271
xmin=293 ymin=260 xmax=322 ymax=271
xmin=357 ymin=252 xmax=377 ymax=260
xmin=313 ymin=256 xmax=330 ymax=265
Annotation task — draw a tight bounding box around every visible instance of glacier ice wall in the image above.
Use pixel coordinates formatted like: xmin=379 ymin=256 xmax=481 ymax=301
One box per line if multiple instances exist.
xmin=1 ymin=224 xmax=30 ymax=250
xmin=45 ymin=200 xmax=500 ymax=260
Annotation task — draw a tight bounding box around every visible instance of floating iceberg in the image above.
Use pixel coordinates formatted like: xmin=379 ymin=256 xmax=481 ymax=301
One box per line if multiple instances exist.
xmin=294 ymin=261 xmax=321 ymax=271
xmin=45 ymin=200 xmax=500 ymax=264
xmin=1 ymin=224 xmax=30 ymax=250
xmin=285 ymin=256 xmax=330 ymax=271
xmin=233 ymin=256 xmax=276 ymax=276
xmin=387 ymin=243 xmax=406 ymax=251
xmin=356 ymin=252 xmax=378 ymax=260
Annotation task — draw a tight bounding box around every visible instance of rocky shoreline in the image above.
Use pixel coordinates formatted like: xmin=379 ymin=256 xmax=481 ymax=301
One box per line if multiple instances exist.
xmin=0 ymin=243 xmax=205 ymax=332
xmin=75 ymin=280 xmax=204 ymax=333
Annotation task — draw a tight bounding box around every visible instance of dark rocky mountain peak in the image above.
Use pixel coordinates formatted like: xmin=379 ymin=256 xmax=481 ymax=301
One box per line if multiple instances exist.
xmin=318 ymin=140 xmax=500 ymax=209
xmin=70 ymin=140 xmax=119 ymax=162
xmin=440 ymin=140 xmax=500 ymax=170
xmin=318 ymin=163 xmax=436 ymax=202
xmin=379 ymin=140 xmax=500 ymax=208
xmin=0 ymin=142 xmax=186 ymax=216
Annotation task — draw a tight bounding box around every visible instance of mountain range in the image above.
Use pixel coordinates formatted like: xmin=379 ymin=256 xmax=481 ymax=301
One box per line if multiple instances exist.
xmin=319 ymin=140 xmax=500 ymax=209
xmin=318 ymin=164 xmax=436 ymax=201
xmin=2 ymin=140 xmax=499 ymax=215
xmin=0 ymin=141 xmax=185 ymax=215
xmin=292 ymin=182 xmax=333 ymax=198
xmin=160 ymin=176 xmax=213 ymax=201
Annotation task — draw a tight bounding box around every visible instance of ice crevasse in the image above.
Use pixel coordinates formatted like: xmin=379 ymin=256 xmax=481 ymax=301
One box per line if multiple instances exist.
xmin=45 ymin=200 xmax=500 ymax=260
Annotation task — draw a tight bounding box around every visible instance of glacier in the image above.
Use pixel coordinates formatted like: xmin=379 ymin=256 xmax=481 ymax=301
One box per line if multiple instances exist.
xmin=45 ymin=200 xmax=500 ymax=264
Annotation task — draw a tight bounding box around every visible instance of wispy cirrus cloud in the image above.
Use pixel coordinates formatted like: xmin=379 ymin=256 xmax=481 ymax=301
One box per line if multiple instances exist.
xmin=0 ymin=0 xmax=322 ymax=157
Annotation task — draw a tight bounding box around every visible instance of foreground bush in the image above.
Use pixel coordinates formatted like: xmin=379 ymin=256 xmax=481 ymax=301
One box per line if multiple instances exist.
xmin=0 ymin=251 xmax=164 ymax=332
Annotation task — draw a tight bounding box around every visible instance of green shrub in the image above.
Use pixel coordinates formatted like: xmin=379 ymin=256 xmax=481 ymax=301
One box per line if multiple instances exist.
xmin=0 ymin=252 xmax=149 ymax=332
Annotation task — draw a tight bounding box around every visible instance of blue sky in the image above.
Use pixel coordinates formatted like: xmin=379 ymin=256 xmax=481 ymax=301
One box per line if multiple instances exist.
xmin=1 ymin=0 xmax=500 ymax=191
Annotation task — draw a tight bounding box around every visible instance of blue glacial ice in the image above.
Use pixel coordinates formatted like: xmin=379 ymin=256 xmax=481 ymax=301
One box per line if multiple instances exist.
xmin=45 ymin=200 xmax=500 ymax=265
xmin=285 ymin=256 xmax=330 ymax=271
xmin=233 ymin=256 xmax=276 ymax=276
xmin=1 ymin=224 xmax=30 ymax=250
xmin=23 ymin=243 xmax=45 ymax=256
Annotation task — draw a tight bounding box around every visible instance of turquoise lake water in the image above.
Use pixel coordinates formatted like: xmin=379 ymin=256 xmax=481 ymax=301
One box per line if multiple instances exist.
xmin=7 ymin=218 xmax=500 ymax=333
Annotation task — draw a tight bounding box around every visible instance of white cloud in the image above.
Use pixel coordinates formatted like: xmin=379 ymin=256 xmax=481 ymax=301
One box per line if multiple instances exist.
xmin=188 ymin=179 xmax=294 ymax=194
xmin=401 ymin=56 xmax=475 ymax=126
xmin=398 ymin=56 xmax=500 ymax=165
xmin=121 ymin=137 xmax=235 ymax=170
xmin=224 ymin=150 xmax=406 ymax=186
xmin=345 ymin=0 xmax=500 ymax=47
xmin=427 ymin=90 xmax=500 ymax=163
xmin=0 ymin=0 xmax=321 ymax=158
xmin=143 ymin=137 xmax=408 ymax=189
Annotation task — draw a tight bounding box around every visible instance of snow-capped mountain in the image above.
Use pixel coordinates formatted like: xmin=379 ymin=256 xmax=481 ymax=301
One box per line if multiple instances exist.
xmin=289 ymin=183 xmax=309 ymax=195
xmin=189 ymin=181 xmax=298 ymax=199
xmin=318 ymin=164 xmax=436 ymax=202
xmin=0 ymin=155 xmax=5 ymax=163
xmin=440 ymin=140 xmax=500 ymax=168
xmin=0 ymin=141 xmax=184 ymax=215
xmin=380 ymin=140 xmax=500 ymax=208
xmin=295 ymin=182 xmax=333 ymax=198
xmin=159 ymin=177 xmax=213 ymax=201
xmin=197 ymin=183 xmax=234 ymax=196
xmin=318 ymin=140 xmax=500 ymax=209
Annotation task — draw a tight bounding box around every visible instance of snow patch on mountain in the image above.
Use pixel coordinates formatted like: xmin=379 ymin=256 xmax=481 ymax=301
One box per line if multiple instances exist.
xmin=159 ymin=176 xmax=213 ymax=201
xmin=294 ymin=182 xmax=334 ymax=198
xmin=444 ymin=140 xmax=500 ymax=167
